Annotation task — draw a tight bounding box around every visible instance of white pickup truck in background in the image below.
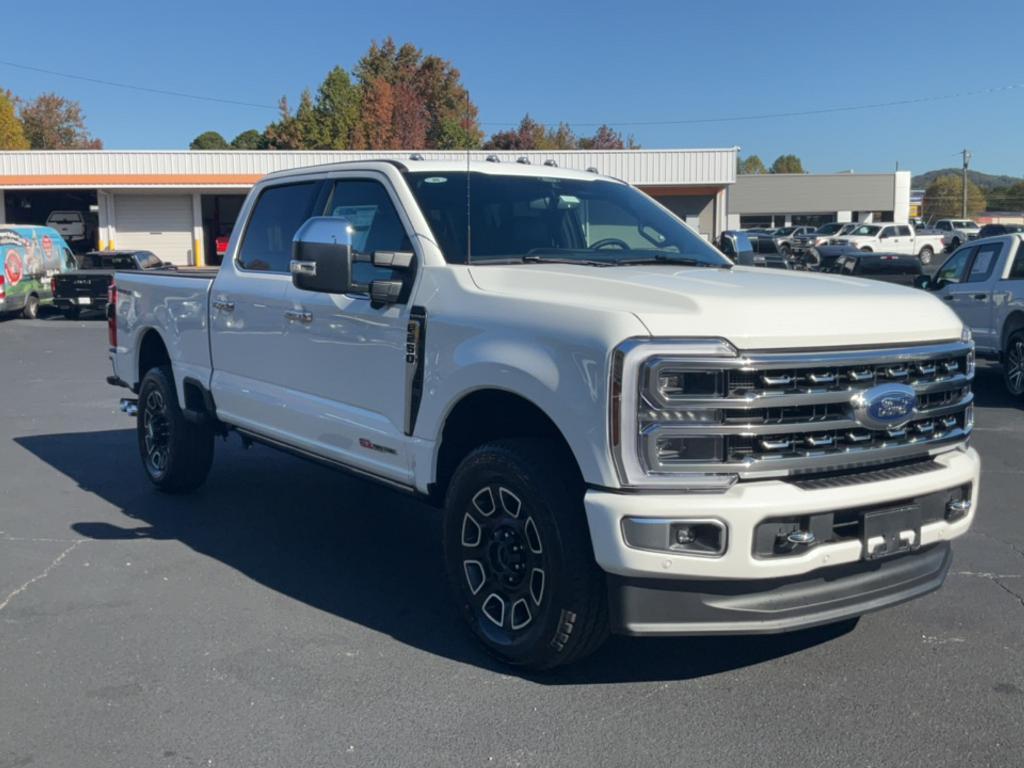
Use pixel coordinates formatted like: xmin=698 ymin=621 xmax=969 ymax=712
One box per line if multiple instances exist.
xmin=832 ymin=222 xmax=946 ymax=264
xmin=107 ymin=159 xmax=980 ymax=670
xmin=934 ymin=219 xmax=980 ymax=251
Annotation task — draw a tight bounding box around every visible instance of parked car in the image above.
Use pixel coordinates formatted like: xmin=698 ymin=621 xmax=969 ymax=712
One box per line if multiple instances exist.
xmin=976 ymin=223 xmax=1024 ymax=239
xmin=771 ymin=225 xmax=817 ymax=256
xmin=45 ymin=210 xmax=88 ymax=243
xmin=789 ymin=222 xmax=858 ymax=256
xmin=825 ymin=252 xmax=923 ymax=286
xmin=718 ymin=230 xmax=790 ymax=268
xmin=831 ymin=223 xmax=945 ymax=264
xmin=915 ymin=234 xmax=1024 ymax=398
xmin=0 ymin=225 xmax=75 ymax=319
xmin=933 ymin=219 xmax=980 ymax=251
xmin=107 ymin=159 xmax=979 ymax=670
xmin=796 ymin=243 xmax=860 ymax=271
xmin=52 ymin=250 xmax=174 ymax=319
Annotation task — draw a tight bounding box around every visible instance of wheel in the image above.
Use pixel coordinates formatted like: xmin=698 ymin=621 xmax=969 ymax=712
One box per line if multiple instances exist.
xmin=137 ymin=365 xmax=214 ymax=493
xmin=780 ymin=244 xmax=792 ymax=257
xmin=21 ymin=294 xmax=39 ymax=320
xmin=950 ymin=237 xmax=961 ymax=250
xmin=1004 ymin=330 xmax=1024 ymax=398
xmin=443 ymin=439 xmax=608 ymax=670
xmin=859 ymin=246 xmax=873 ymax=252
xmin=918 ymin=246 xmax=933 ymax=265
xmin=62 ymin=307 xmax=80 ymax=320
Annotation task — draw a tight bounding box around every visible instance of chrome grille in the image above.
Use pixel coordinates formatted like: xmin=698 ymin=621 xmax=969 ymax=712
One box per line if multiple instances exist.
xmin=636 ymin=341 xmax=974 ymax=480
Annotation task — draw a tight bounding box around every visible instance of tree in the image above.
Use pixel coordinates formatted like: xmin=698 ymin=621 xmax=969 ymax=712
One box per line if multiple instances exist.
xmin=19 ymin=93 xmax=102 ymax=149
xmin=483 ymin=114 xmax=548 ymax=150
xmin=738 ymin=155 xmax=766 ymax=174
xmin=0 ymin=89 xmax=28 ymax=150
xmin=923 ymin=174 xmax=987 ymax=219
xmin=230 ymin=129 xmax=267 ymax=150
xmin=189 ymin=130 xmax=230 ymax=150
xmin=311 ymin=66 xmax=360 ymax=149
xmin=264 ymin=96 xmax=306 ymax=149
xmin=578 ymin=124 xmax=627 ymax=150
xmin=769 ymin=154 xmax=804 ymax=174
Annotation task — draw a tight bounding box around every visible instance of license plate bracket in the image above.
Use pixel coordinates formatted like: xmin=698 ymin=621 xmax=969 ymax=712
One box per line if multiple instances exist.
xmin=863 ymin=504 xmax=922 ymax=561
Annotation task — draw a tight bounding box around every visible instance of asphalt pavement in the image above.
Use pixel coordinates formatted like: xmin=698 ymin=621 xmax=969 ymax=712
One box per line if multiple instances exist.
xmin=1 ymin=314 xmax=1021 ymax=768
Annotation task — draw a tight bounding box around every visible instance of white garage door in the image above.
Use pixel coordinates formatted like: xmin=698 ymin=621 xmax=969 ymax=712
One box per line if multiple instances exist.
xmin=114 ymin=194 xmax=194 ymax=265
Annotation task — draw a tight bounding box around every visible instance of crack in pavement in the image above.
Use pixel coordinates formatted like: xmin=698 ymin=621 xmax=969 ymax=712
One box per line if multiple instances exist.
xmin=0 ymin=540 xmax=84 ymax=612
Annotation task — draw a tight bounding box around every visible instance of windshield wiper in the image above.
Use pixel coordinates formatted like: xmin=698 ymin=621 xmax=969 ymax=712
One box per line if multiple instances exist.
xmin=614 ymin=254 xmax=731 ymax=268
xmin=521 ymin=254 xmax=615 ymax=267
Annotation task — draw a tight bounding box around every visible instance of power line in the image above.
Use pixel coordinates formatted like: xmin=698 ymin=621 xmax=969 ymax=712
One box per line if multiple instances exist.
xmin=0 ymin=60 xmax=278 ymax=111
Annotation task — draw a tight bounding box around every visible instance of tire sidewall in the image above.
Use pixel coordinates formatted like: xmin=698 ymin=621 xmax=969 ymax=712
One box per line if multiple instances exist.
xmin=23 ymin=295 xmax=39 ymax=320
xmin=1005 ymin=331 xmax=1024 ymax=397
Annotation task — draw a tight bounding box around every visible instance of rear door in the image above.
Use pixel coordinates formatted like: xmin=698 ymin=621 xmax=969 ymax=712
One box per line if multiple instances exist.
xmin=957 ymin=240 xmax=1003 ymax=350
xmin=934 ymin=245 xmax=977 ymax=325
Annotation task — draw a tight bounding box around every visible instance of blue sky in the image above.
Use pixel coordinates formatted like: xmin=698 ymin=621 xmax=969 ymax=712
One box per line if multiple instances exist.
xmin=2 ymin=0 xmax=1023 ymax=176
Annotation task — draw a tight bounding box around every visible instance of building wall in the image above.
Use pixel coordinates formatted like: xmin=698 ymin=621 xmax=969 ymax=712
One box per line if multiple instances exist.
xmin=729 ymin=171 xmax=911 ymax=224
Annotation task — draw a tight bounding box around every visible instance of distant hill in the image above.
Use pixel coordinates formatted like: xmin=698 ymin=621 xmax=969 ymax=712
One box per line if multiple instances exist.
xmin=912 ymin=168 xmax=1023 ymax=191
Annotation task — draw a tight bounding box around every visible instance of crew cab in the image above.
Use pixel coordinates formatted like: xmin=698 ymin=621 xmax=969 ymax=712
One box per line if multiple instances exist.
xmin=107 ymin=159 xmax=980 ymax=670
xmin=934 ymin=219 xmax=980 ymax=251
xmin=789 ymin=222 xmax=858 ymax=256
xmin=53 ymin=250 xmax=174 ymax=319
xmin=916 ymin=233 xmax=1024 ymax=398
xmin=832 ymin=223 xmax=945 ymax=264
xmin=825 ymin=252 xmax=923 ymax=286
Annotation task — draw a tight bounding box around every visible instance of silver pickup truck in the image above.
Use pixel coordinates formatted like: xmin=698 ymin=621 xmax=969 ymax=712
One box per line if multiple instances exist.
xmin=918 ymin=233 xmax=1024 ymax=397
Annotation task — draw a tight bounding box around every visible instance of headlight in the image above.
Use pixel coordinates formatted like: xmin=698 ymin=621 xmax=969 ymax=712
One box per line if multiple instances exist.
xmin=962 ymin=326 xmax=976 ymax=377
xmin=611 ymin=338 xmax=739 ymax=490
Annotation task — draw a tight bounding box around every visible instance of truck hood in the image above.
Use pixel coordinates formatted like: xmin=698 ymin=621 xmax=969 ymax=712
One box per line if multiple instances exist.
xmin=467 ymin=264 xmax=963 ymax=349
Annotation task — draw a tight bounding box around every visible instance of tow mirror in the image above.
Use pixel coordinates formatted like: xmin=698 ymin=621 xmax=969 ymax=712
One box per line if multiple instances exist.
xmin=912 ymin=275 xmax=932 ymax=290
xmin=291 ymin=217 xmax=355 ymax=294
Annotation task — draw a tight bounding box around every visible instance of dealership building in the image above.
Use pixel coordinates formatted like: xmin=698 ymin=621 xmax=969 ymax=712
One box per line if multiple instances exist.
xmin=0 ymin=149 xmax=912 ymax=265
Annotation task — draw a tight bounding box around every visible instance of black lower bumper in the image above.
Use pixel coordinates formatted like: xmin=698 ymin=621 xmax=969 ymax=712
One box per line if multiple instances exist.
xmin=609 ymin=542 xmax=951 ymax=636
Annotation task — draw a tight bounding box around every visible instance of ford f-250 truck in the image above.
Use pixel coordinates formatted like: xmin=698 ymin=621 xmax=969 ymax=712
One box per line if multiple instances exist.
xmin=832 ymin=223 xmax=945 ymax=264
xmin=917 ymin=233 xmax=1024 ymax=398
xmin=107 ymin=159 xmax=980 ymax=670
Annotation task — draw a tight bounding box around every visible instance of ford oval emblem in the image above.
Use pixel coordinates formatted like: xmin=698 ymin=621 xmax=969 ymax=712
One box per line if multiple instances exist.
xmin=850 ymin=384 xmax=917 ymax=430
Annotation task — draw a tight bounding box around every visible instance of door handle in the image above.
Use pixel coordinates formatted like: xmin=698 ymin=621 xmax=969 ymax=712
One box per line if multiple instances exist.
xmin=285 ymin=309 xmax=313 ymax=324
xmin=973 ymin=293 xmax=988 ymax=301
xmin=212 ymin=299 xmax=235 ymax=312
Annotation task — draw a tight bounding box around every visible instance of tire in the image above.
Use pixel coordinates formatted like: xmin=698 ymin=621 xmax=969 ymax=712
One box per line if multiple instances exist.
xmin=443 ymin=438 xmax=608 ymax=671
xmin=137 ymin=365 xmax=214 ymax=493
xmin=918 ymin=246 xmax=933 ymax=265
xmin=63 ymin=307 xmax=80 ymax=320
xmin=1004 ymin=330 xmax=1024 ymax=398
xmin=22 ymin=294 xmax=39 ymax=320
xmin=859 ymin=246 xmax=873 ymax=252
xmin=950 ymin=237 xmax=961 ymax=250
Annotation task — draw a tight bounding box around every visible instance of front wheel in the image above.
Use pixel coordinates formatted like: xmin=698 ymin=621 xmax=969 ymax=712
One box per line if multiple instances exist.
xmin=1005 ymin=330 xmax=1024 ymax=398
xmin=443 ymin=439 xmax=608 ymax=670
xmin=950 ymin=237 xmax=961 ymax=250
xmin=860 ymin=246 xmax=873 ymax=252
xmin=137 ymin=365 xmax=214 ymax=493
xmin=918 ymin=246 xmax=933 ymax=265
xmin=22 ymin=294 xmax=39 ymax=319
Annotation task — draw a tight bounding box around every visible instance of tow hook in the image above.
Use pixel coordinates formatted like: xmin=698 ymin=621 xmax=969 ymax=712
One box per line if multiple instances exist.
xmin=119 ymin=398 xmax=139 ymax=416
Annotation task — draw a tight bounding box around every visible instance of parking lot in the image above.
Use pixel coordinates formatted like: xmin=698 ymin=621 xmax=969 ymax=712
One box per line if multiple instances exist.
xmin=1 ymin=315 xmax=1022 ymax=768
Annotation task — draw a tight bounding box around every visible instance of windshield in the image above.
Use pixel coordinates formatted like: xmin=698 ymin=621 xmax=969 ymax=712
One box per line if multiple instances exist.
xmin=954 ymin=220 xmax=977 ymax=229
xmin=404 ymin=172 xmax=729 ymax=267
xmin=772 ymin=227 xmax=796 ymax=236
xmin=816 ymin=223 xmax=843 ymax=235
xmin=850 ymin=225 xmax=881 ymax=236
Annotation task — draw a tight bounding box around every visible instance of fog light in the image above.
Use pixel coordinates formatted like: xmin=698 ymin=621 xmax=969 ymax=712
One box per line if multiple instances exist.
xmin=946 ymin=498 xmax=971 ymax=522
xmin=622 ymin=518 xmax=727 ymax=557
xmin=674 ymin=525 xmax=697 ymax=545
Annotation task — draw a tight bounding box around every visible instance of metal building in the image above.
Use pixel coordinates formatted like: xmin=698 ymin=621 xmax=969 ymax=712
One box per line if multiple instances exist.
xmin=0 ymin=148 xmax=738 ymax=266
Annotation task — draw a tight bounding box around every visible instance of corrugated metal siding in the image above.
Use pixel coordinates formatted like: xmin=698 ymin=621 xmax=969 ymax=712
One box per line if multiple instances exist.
xmin=0 ymin=148 xmax=737 ymax=186
xmin=730 ymin=173 xmax=898 ymax=214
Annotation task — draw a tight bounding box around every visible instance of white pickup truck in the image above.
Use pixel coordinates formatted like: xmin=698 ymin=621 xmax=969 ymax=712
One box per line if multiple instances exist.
xmin=832 ymin=223 xmax=946 ymax=264
xmin=933 ymin=219 xmax=980 ymax=251
xmin=107 ymin=159 xmax=980 ymax=670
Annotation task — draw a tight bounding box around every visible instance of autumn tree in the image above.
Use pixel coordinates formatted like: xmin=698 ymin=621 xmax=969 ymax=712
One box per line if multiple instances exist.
xmin=190 ymin=130 xmax=230 ymax=149
xmin=0 ymin=89 xmax=28 ymax=150
xmin=19 ymin=93 xmax=102 ymax=149
xmin=264 ymin=96 xmax=306 ymax=149
xmin=923 ymin=174 xmax=987 ymax=219
xmin=738 ymin=155 xmax=766 ymax=174
xmin=230 ymin=129 xmax=267 ymax=150
xmin=578 ymin=124 xmax=633 ymax=150
xmin=769 ymin=154 xmax=805 ymax=174
xmin=483 ymin=114 xmax=549 ymax=150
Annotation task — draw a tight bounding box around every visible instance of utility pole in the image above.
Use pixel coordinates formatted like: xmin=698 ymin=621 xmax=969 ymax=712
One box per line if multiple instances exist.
xmin=961 ymin=148 xmax=972 ymax=218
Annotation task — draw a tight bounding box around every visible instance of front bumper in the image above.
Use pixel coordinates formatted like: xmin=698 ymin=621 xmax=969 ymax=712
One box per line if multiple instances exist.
xmin=585 ymin=447 xmax=979 ymax=633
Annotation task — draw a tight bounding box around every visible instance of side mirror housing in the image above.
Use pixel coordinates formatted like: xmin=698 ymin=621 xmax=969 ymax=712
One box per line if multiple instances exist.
xmin=290 ymin=217 xmax=354 ymax=294
xmin=913 ymin=275 xmax=935 ymax=290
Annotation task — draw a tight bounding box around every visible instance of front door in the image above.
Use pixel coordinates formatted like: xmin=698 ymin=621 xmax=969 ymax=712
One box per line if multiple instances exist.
xmin=933 ymin=245 xmax=977 ymax=330
xmin=957 ymin=240 xmax=1002 ymax=351
xmin=280 ymin=174 xmax=418 ymax=486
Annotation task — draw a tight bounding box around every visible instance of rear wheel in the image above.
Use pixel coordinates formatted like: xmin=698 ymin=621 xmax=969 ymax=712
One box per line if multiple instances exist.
xmin=860 ymin=246 xmax=873 ymax=252
xmin=950 ymin=237 xmax=961 ymax=250
xmin=1004 ymin=330 xmax=1024 ymax=398
xmin=22 ymin=294 xmax=39 ymax=320
xmin=918 ymin=245 xmax=933 ymax=265
xmin=443 ymin=439 xmax=608 ymax=670
xmin=137 ymin=365 xmax=214 ymax=493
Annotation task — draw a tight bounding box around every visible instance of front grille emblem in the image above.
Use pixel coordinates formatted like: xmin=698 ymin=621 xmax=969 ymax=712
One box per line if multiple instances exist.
xmin=850 ymin=384 xmax=917 ymax=431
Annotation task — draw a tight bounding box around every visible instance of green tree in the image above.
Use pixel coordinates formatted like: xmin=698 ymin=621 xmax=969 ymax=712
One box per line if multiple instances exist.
xmin=311 ymin=66 xmax=361 ymax=149
xmin=264 ymin=97 xmax=306 ymax=149
xmin=189 ymin=130 xmax=230 ymax=150
xmin=0 ymin=89 xmax=29 ymax=149
xmin=230 ymin=129 xmax=267 ymax=150
xmin=19 ymin=93 xmax=102 ymax=149
xmin=923 ymin=174 xmax=987 ymax=219
xmin=738 ymin=154 xmax=766 ymax=174
xmin=769 ymin=154 xmax=804 ymax=174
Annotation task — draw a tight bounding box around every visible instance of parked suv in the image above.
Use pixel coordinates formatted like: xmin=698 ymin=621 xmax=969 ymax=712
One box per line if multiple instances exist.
xmin=107 ymin=159 xmax=980 ymax=670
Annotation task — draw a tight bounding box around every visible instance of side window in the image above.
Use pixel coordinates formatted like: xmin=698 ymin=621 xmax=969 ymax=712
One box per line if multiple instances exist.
xmin=936 ymin=247 xmax=975 ymax=284
xmin=937 ymin=221 xmax=950 ymax=231
xmin=880 ymin=226 xmax=898 ymax=238
xmin=897 ymin=225 xmax=912 ymax=236
xmin=325 ymin=179 xmax=413 ymax=285
xmin=966 ymin=242 xmax=1000 ymax=283
xmin=238 ymin=182 xmax=320 ymax=272
xmin=1010 ymin=242 xmax=1024 ymax=280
